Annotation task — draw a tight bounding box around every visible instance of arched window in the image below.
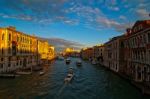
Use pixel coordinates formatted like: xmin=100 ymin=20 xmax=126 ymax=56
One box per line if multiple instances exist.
xmin=8 ymin=33 xmax=11 ymax=41
xmin=2 ymin=34 xmax=4 ymax=40
xmin=1 ymin=48 xmax=4 ymax=55
xmin=8 ymin=47 xmax=11 ymax=54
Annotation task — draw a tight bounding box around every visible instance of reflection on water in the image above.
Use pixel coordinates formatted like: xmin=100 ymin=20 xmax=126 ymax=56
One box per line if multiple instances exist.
xmin=0 ymin=58 xmax=149 ymax=99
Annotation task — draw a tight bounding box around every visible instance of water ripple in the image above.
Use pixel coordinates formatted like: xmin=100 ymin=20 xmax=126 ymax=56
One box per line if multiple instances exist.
xmin=0 ymin=58 xmax=149 ymax=99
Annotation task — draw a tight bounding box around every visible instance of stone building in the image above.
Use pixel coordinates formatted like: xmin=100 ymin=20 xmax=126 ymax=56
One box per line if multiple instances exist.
xmin=81 ymin=47 xmax=94 ymax=60
xmin=124 ymin=20 xmax=150 ymax=84
xmin=0 ymin=26 xmax=55 ymax=73
xmin=93 ymin=45 xmax=105 ymax=64
xmin=103 ymin=35 xmax=125 ymax=73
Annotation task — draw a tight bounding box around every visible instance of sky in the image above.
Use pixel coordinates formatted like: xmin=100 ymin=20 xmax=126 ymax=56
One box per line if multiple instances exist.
xmin=0 ymin=0 xmax=150 ymax=50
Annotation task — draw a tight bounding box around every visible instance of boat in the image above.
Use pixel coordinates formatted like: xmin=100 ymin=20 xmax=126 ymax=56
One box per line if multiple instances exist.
xmin=92 ymin=61 xmax=97 ymax=65
xmin=64 ymin=67 xmax=74 ymax=83
xmin=32 ymin=66 xmax=43 ymax=71
xmin=16 ymin=71 xmax=32 ymax=75
xmin=92 ymin=60 xmax=97 ymax=65
xmin=76 ymin=60 xmax=82 ymax=66
xmin=39 ymin=71 xmax=45 ymax=76
xmin=57 ymin=56 xmax=64 ymax=60
xmin=0 ymin=74 xmax=16 ymax=78
xmin=66 ymin=58 xmax=71 ymax=64
xmin=16 ymin=66 xmax=33 ymax=75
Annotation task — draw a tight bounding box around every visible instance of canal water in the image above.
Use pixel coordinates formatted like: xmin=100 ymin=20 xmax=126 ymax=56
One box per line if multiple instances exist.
xmin=0 ymin=57 xmax=149 ymax=99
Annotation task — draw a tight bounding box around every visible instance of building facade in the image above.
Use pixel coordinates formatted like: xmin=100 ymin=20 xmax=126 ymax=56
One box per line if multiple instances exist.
xmin=0 ymin=26 xmax=55 ymax=73
xmin=81 ymin=48 xmax=93 ymax=60
xmin=93 ymin=45 xmax=105 ymax=64
xmin=124 ymin=20 xmax=150 ymax=84
xmin=103 ymin=35 xmax=125 ymax=73
xmin=47 ymin=45 xmax=55 ymax=61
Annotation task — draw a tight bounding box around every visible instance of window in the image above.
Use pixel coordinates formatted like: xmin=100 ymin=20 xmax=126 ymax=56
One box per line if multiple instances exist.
xmin=1 ymin=48 xmax=4 ymax=55
xmin=2 ymin=34 xmax=4 ymax=40
xmin=8 ymin=57 xmax=11 ymax=61
xmin=17 ymin=36 xmax=19 ymax=42
xmin=8 ymin=63 xmax=11 ymax=67
xmin=8 ymin=47 xmax=11 ymax=54
xmin=16 ymin=62 xmax=18 ymax=66
xmin=21 ymin=37 xmax=22 ymax=42
xmin=120 ymin=41 xmax=124 ymax=48
xmin=1 ymin=58 xmax=3 ymax=61
xmin=20 ymin=61 xmax=22 ymax=65
xmin=148 ymin=33 xmax=150 ymax=43
xmin=8 ymin=33 xmax=11 ymax=41
xmin=143 ymin=34 xmax=146 ymax=44
xmin=0 ymin=64 xmax=3 ymax=69
xmin=149 ymin=50 xmax=150 ymax=64
xmin=30 ymin=40 xmax=32 ymax=44
xmin=134 ymin=27 xmax=137 ymax=32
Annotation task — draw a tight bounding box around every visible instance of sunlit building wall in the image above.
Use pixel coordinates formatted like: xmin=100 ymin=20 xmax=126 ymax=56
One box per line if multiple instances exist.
xmin=38 ymin=40 xmax=49 ymax=60
xmin=0 ymin=26 xmax=38 ymax=73
xmin=0 ymin=26 xmax=55 ymax=73
xmin=47 ymin=45 xmax=55 ymax=60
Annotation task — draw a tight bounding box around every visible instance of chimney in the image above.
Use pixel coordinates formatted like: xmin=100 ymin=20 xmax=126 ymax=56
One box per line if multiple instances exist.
xmin=126 ymin=28 xmax=132 ymax=35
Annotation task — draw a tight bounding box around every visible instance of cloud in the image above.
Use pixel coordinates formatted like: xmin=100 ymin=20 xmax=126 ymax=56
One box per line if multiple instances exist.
xmin=108 ymin=6 xmax=119 ymax=11
xmin=138 ymin=3 xmax=147 ymax=8
xmin=0 ymin=0 xmax=150 ymax=34
xmin=96 ymin=16 xmax=120 ymax=27
xmin=96 ymin=16 xmax=133 ymax=32
xmin=103 ymin=0 xmax=120 ymax=11
xmin=136 ymin=8 xmax=149 ymax=19
xmin=113 ymin=22 xmax=133 ymax=32
xmin=0 ymin=0 xmax=71 ymax=24
xmin=0 ymin=13 xmax=33 ymax=21
xmin=39 ymin=37 xmax=85 ymax=52
xmin=119 ymin=15 xmax=126 ymax=20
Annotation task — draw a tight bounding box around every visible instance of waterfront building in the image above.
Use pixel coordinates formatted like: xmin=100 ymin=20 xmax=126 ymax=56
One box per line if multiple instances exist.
xmin=0 ymin=26 xmax=55 ymax=73
xmin=63 ymin=48 xmax=74 ymax=56
xmin=93 ymin=44 xmax=105 ymax=64
xmin=0 ymin=26 xmax=38 ymax=73
xmin=37 ymin=40 xmax=49 ymax=64
xmin=124 ymin=20 xmax=150 ymax=85
xmin=47 ymin=45 xmax=55 ymax=61
xmin=103 ymin=35 xmax=125 ymax=73
xmin=81 ymin=47 xmax=93 ymax=60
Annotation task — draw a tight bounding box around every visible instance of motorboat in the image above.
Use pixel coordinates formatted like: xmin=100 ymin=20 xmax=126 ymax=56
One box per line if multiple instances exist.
xmin=64 ymin=73 xmax=74 ymax=83
xmin=64 ymin=67 xmax=74 ymax=83
xmin=57 ymin=56 xmax=64 ymax=60
xmin=39 ymin=71 xmax=45 ymax=76
xmin=76 ymin=60 xmax=82 ymax=66
xmin=92 ymin=59 xmax=97 ymax=65
xmin=16 ymin=71 xmax=32 ymax=75
xmin=66 ymin=58 xmax=71 ymax=64
xmin=0 ymin=74 xmax=16 ymax=78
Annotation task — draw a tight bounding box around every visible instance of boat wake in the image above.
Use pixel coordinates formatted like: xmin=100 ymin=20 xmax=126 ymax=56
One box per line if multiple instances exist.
xmin=55 ymin=84 xmax=67 ymax=99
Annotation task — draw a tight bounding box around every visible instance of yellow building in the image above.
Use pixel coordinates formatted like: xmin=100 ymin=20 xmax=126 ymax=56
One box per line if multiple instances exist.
xmin=62 ymin=48 xmax=71 ymax=56
xmin=47 ymin=45 xmax=55 ymax=60
xmin=0 ymin=26 xmax=55 ymax=73
xmin=0 ymin=26 xmax=38 ymax=72
xmin=38 ymin=40 xmax=48 ymax=59
xmin=37 ymin=39 xmax=55 ymax=64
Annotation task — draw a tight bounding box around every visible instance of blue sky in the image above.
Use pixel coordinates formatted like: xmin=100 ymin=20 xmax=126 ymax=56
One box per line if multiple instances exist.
xmin=0 ymin=0 xmax=150 ymax=50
